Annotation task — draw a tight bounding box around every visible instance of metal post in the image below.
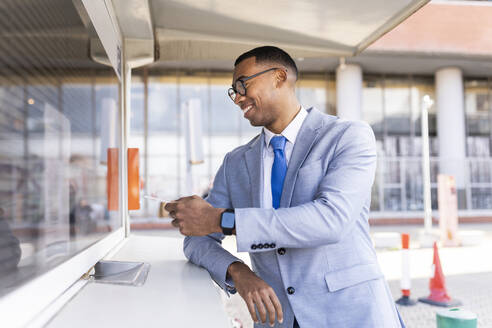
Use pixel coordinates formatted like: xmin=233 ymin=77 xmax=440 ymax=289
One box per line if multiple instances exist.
xmin=143 ymin=68 xmax=149 ymax=217
xmin=465 ymin=158 xmax=472 ymax=210
xmin=176 ymin=72 xmax=181 ymax=196
xmin=120 ymin=46 xmax=131 ymax=237
xmin=22 ymin=82 xmax=29 ymax=224
xmin=401 ymin=157 xmax=407 ymax=211
xmin=91 ymin=72 xmax=97 ymax=174
xmin=207 ymin=73 xmax=212 ymax=183
xmin=422 ymin=95 xmax=433 ymax=233
xmin=378 ymin=156 xmax=385 ymax=211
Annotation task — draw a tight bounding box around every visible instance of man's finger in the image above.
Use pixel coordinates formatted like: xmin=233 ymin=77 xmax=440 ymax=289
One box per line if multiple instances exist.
xmin=269 ymin=293 xmax=283 ymax=324
xmin=245 ymin=296 xmax=259 ymax=323
xmin=171 ymin=219 xmax=179 ymax=228
xmin=253 ymin=293 xmax=267 ymax=324
xmin=260 ymin=292 xmax=276 ymax=326
xmin=164 ymin=201 xmax=177 ymax=212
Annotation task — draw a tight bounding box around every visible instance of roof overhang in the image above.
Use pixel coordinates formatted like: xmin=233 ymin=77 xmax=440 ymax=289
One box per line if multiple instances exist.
xmin=150 ymin=0 xmax=430 ymax=62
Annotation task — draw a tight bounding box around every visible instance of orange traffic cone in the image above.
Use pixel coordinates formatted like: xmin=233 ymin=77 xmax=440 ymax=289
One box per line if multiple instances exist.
xmin=418 ymin=242 xmax=461 ymax=307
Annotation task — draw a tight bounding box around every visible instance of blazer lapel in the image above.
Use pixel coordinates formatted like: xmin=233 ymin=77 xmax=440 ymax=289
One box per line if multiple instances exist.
xmin=244 ymin=132 xmax=264 ymax=208
xmin=280 ymin=107 xmax=323 ymax=208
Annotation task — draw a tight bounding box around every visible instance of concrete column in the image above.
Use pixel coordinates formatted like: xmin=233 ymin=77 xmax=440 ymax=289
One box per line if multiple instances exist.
xmin=435 ymin=67 xmax=466 ymax=190
xmin=336 ymin=64 xmax=362 ymax=120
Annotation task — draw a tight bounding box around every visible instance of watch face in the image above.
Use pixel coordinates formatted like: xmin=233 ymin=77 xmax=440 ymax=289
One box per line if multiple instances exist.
xmin=221 ymin=212 xmax=235 ymax=229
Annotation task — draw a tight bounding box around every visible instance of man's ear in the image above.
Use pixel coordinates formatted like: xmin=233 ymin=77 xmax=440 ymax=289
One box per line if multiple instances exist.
xmin=275 ymin=69 xmax=288 ymax=87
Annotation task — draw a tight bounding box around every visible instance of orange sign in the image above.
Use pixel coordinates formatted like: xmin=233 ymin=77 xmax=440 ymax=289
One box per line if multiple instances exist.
xmin=128 ymin=148 xmax=140 ymax=210
xmin=107 ymin=148 xmax=119 ymax=211
xmin=107 ymin=148 xmax=140 ymax=211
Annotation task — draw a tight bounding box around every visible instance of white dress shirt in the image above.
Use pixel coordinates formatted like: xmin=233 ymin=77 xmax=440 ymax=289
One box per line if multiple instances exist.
xmin=262 ymin=106 xmax=308 ymax=208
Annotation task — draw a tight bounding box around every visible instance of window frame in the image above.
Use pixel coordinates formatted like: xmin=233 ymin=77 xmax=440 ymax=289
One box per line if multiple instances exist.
xmin=0 ymin=228 xmax=125 ymax=327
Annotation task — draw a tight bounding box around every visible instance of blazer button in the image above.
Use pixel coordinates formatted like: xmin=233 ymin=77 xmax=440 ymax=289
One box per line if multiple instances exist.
xmin=287 ymin=287 xmax=295 ymax=295
xmin=277 ymin=248 xmax=286 ymax=255
xmin=251 ymin=244 xmax=257 ymax=250
xmin=270 ymin=243 xmax=276 ymax=248
xmin=258 ymin=244 xmax=264 ymax=249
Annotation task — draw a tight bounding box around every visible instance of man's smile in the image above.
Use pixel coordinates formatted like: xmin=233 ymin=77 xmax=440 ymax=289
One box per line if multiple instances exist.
xmin=242 ymin=103 xmax=255 ymax=117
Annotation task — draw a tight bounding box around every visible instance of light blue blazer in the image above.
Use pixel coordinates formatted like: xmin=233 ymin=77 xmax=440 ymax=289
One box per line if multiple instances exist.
xmin=184 ymin=107 xmax=404 ymax=328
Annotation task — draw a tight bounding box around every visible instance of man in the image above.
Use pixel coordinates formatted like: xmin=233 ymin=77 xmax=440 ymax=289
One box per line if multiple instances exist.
xmin=165 ymin=46 xmax=404 ymax=328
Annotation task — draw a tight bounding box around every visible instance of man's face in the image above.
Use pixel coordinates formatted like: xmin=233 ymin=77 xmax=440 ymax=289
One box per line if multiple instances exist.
xmin=232 ymin=57 xmax=280 ymax=127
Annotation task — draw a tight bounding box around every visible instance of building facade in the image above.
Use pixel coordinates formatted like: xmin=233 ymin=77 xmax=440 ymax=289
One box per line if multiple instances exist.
xmin=123 ymin=1 xmax=492 ymax=220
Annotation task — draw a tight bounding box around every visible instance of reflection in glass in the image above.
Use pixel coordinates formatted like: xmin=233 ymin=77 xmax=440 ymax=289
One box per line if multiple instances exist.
xmin=0 ymin=0 xmax=121 ymax=296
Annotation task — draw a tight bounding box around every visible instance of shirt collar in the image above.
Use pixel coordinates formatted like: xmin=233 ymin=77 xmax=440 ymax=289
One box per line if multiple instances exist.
xmin=264 ymin=106 xmax=308 ymax=148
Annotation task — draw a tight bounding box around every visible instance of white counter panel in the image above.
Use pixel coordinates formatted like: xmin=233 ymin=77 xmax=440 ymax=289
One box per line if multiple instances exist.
xmin=47 ymin=234 xmax=230 ymax=328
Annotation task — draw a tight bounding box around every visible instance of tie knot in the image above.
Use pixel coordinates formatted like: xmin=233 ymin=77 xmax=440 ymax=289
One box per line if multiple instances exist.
xmin=270 ymin=135 xmax=286 ymax=151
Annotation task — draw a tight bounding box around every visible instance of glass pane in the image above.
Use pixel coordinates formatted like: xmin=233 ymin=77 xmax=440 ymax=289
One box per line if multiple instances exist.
xmin=465 ymin=79 xmax=490 ymax=137
xmin=146 ymin=78 xmax=179 ymax=213
xmin=383 ymin=158 xmax=401 ymax=184
xmin=178 ymin=79 xmax=209 ymax=198
xmin=471 ymin=187 xmax=492 ymax=209
xmin=0 ymin=0 xmax=121 ymax=296
xmin=467 ymin=136 xmax=490 ymax=157
xmin=405 ymin=159 xmax=423 ymax=211
xmin=362 ymin=77 xmax=384 ymax=137
xmin=469 ymin=158 xmax=492 ymax=183
xmin=130 ymin=77 xmax=145 ymax=134
xmin=431 ymin=188 xmax=438 ymax=210
xmin=384 ymin=78 xmax=411 ymax=135
xmin=128 ymin=76 xmax=145 ymax=217
xmin=410 ymin=136 xmax=439 ymax=157
xmin=297 ymin=75 xmax=333 ymax=114
xmin=370 ymin=165 xmax=381 ymax=212
xmin=384 ymin=188 xmax=402 ymax=211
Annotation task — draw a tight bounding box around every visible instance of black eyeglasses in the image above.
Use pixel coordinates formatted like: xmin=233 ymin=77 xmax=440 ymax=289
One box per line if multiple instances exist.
xmin=228 ymin=67 xmax=281 ymax=102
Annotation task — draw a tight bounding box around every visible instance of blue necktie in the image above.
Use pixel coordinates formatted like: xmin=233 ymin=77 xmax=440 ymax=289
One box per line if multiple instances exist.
xmin=270 ymin=136 xmax=287 ymax=209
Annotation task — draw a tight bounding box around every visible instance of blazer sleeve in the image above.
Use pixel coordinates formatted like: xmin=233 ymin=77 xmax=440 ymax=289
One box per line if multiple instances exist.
xmin=234 ymin=121 xmax=377 ymax=252
xmin=182 ymin=152 xmax=243 ymax=295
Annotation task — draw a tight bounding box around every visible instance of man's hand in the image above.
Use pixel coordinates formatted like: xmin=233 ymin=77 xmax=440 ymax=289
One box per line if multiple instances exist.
xmin=228 ymin=262 xmax=283 ymax=327
xmin=164 ymin=195 xmax=224 ymax=236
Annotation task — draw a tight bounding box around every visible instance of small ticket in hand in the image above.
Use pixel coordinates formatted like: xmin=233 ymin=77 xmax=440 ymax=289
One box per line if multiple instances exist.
xmin=143 ymin=195 xmax=175 ymax=220
xmin=144 ymin=195 xmax=172 ymax=203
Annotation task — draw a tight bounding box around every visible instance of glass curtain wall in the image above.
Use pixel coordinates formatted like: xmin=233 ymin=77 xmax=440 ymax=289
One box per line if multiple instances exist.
xmin=465 ymin=78 xmax=492 ymax=209
xmin=363 ymin=75 xmax=439 ymax=212
xmin=366 ymin=75 xmax=492 ymax=213
xmin=128 ymin=70 xmax=492 ymax=217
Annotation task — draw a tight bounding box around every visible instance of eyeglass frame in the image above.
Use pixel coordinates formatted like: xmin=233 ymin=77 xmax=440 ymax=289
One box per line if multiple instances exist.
xmin=228 ymin=67 xmax=284 ymax=101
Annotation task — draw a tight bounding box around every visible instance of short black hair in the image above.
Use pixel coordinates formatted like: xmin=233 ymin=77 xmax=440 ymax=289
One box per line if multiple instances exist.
xmin=234 ymin=46 xmax=298 ymax=80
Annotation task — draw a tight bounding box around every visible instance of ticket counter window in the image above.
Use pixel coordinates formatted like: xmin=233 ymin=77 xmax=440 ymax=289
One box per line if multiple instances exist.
xmin=0 ymin=0 xmax=121 ymax=297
